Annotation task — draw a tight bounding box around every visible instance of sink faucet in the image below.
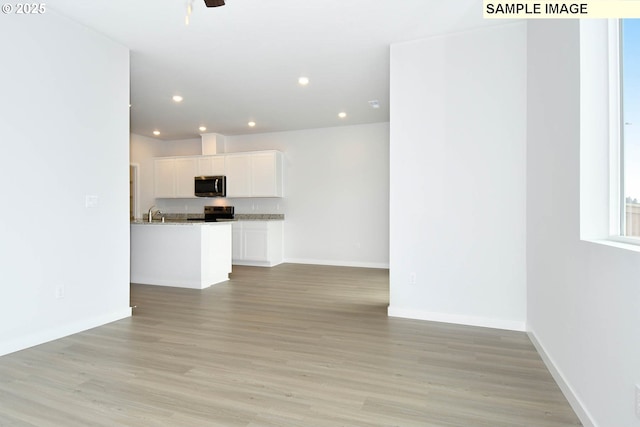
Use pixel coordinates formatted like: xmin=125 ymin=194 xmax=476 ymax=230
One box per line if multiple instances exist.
xmin=148 ymin=205 xmax=161 ymax=223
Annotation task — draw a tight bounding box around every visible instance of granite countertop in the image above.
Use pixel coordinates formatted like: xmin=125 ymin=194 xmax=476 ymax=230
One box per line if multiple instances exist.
xmin=131 ymin=219 xmax=232 ymax=226
xmin=134 ymin=213 xmax=285 ymax=224
xmin=235 ymin=214 xmax=284 ymax=221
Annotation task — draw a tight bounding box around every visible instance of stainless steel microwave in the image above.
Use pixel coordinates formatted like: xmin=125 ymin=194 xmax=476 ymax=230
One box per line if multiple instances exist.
xmin=194 ymin=175 xmax=226 ymax=197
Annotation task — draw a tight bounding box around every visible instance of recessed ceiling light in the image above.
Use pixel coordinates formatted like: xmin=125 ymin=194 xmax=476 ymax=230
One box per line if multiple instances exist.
xmin=153 ymin=130 xmax=160 ymax=136
xmin=248 ymin=121 xmax=256 ymax=127
xmin=199 ymin=126 xmax=207 ymax=132
xmin=172 ymin=95 xmax=183 ymax=103
xmin=368 ymin=100 xmax=380 ymax=109
xmin=298 ymin=76 xmax=309 ymax=86
xmin=338 ymin=112 xmax=347 ymax=119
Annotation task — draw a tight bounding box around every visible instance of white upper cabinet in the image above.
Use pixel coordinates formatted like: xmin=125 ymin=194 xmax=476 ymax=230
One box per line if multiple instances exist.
xmin=197 ymin=156 xmax=225 ymax=176
xmin=225 ymin=151 xmax=284 ymax=198
xmin=153 ymin=158 xmax=176 ymax=198
xmin=251 ymin=151 xmax=283 ymax=197
xmin=153 ymin=150 xmax=283 ymax=199
xmin=225 ymin=154 xmax=252 ymax=198
xmin=154 ymin=157 xmax=198 ymax=198
xmin=174 ymin=157 xmax=198 ymax=198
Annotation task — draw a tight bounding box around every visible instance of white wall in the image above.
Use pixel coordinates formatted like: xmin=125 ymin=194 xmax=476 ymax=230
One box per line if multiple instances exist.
xmin=388 ymin=22 xmax=527 ymax=331
xmin=131 ymin=123 xmax=390 ymax=268
xmin=527 ymin=20 xmax=640 ymax=427
xmin=0 ymin=12 xmax=131 ymax=355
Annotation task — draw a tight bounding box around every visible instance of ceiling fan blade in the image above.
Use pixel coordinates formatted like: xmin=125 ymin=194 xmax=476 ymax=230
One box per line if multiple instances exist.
xmin=204 ymin=0 xmax=225 ymax=6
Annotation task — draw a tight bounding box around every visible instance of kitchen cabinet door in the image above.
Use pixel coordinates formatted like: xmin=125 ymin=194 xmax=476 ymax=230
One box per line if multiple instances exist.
xmin=197 ymin=156 xmax=225 ymax=176
xmin=243 ymin=224 xmax=269 ymax=261
xmin=174 ymin=157 xmax=198 ymax=198
xmin=225 ymin=154 xmax=251 ymax=197
xmin=231 ymin=222 xmax=243 ymax=260
xmin=231 ymin=221 xmax=283 ymax=267
xmin=251 ymin=151 xmax=283 ymax=197
xmin=154 ymin=159 xmax=176 ymax=198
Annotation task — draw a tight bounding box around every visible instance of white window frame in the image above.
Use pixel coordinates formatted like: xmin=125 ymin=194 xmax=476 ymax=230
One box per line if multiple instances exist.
xmin=579 ymin=19 xmax=640 ymax=251
xmin=609 ymin=19 xmax=625 ymax=239
xmin=609 ymin=19 xmax=640 ymax=245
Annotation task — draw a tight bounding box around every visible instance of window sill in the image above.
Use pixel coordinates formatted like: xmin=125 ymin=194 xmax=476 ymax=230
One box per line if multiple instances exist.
xmin=583 ymin=236 xmax=640 ymax=253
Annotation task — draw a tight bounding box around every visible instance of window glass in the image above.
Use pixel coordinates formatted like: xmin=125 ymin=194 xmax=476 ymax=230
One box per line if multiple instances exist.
xmin=622 ymin=19 xmax=640 ymax=237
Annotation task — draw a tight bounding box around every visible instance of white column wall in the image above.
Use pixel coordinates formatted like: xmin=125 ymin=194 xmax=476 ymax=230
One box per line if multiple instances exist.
xmin=0 ymin=11 xmax=131 ymax=355
xmin=388 ymin=22 xmax=527 ymax=331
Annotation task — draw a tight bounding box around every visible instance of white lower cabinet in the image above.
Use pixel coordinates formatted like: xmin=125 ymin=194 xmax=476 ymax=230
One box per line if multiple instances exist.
xmin=232 ymin=221 xmax=283 ymax=267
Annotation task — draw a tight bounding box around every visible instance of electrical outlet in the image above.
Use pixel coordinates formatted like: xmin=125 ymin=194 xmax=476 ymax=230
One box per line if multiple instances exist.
xmin=55 ymin=285 xmax=65 ymax=299
xmin=635 ymin=384 xmax=640 ymax=419
xmin=409 ymin=272 xmax=417 ymax=285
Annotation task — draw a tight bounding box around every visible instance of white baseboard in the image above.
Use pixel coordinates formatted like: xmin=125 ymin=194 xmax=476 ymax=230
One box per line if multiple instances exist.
xmin=527 ymin=330 xmax=597 ymax=427
xmin=131 ymin=275 xmax=229 ymax=289
xmin=285 ymin=258 xmax=389 ymax=269
xmin=0 ymin=308 xmax=132 ymax=357
xmin=387 ymin=306 xmax=526 ymax=332
xmin=233 ymin=260 xmax=282 ymax=267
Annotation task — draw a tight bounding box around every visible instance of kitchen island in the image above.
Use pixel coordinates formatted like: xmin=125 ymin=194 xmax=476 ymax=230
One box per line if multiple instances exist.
xmin=130 ymin=221 xmax=232 ymax=289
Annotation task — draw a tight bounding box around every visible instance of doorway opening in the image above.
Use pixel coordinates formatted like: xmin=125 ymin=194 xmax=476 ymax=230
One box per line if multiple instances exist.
xmin=130 ymin=164 xmax=140 ymax=220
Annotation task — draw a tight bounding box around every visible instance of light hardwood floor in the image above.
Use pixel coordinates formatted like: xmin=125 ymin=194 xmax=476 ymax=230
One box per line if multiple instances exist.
xmin=0 ymin=264 xmax=581 ymax=426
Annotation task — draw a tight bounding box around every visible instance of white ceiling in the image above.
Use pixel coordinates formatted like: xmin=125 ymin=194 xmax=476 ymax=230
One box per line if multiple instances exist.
xmin=50 ymin=0 xmax=501 ymax=140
